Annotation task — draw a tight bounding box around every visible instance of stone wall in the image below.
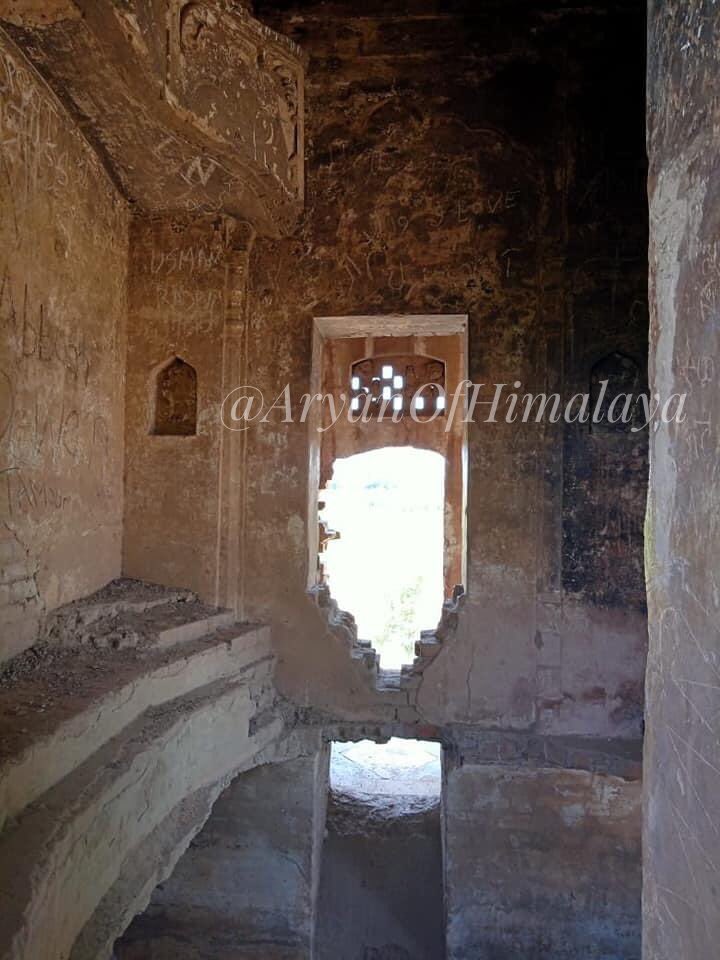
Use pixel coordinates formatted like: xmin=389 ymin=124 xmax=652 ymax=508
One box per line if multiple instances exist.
xmin=0 ymin=4 xmax=655 ymax=957
xmin=241 ymin=0 xmax=649 ymax=732
xmin=644 ymin=2 xmax=720 ymax=957
xmin=123 ymin=215 xmax=233 ymax=600
xmin=0 ymin=30 xmax=129 ymax=663
xmin=444 ymin=757 xmax=642 ymax=959
xmin=115 ymin=749 xmax=330 ymax=960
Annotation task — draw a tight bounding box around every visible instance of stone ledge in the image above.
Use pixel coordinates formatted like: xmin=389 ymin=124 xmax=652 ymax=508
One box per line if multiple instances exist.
xmin=445 ymin=731 xmax=643 ymax=781
xmin=0 ymin=668 xmax=282 ymax=960
xmin=0 ymin=623 xmax=272 ymax=831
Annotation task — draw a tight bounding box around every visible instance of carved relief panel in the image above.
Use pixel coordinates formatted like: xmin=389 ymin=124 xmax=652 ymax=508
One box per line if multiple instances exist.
xmin=0 ymin=0 xmax=306 ymax=233
xmin=170 ymin=0 xmax=305 ymax=204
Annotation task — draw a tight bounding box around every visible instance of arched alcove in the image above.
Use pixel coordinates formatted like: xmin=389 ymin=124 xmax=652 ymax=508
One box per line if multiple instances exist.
xmin=152 ymin=357 xmax=198 ymax=436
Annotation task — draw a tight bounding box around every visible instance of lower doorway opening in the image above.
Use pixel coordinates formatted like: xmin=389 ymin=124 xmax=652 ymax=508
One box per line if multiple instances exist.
xmin=331 ymin=737 xmax=441 ymax=798
xmin=316 ymin=739 xmax=445 ymax=960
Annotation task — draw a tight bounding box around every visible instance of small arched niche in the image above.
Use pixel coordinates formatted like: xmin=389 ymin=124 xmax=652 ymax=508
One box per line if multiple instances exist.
xmin=589 ymin=351 xmax=644 ymax=435
xmin=152 ymin=357 xmax=198 ymax=436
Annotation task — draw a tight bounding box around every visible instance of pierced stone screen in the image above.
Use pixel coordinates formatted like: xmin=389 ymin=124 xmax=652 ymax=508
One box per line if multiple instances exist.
xmin=349 ymin=355 xmax=446 ymax=418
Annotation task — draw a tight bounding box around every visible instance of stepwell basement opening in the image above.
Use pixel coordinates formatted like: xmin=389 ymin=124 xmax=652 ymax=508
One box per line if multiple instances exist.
xmin=316 ymin=739 xmax=444 ymax=960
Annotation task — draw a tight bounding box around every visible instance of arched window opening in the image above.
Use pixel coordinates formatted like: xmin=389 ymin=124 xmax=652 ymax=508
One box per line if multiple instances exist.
xmin=152 ymin=356 xmax=198 ymax=436
xmin=320 ymin=447 xmax=445 ymax=669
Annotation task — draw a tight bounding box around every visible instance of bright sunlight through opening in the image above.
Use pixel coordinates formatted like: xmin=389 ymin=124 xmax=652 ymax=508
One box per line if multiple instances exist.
xmin=321 ymin=447 xmax=445 ymax=670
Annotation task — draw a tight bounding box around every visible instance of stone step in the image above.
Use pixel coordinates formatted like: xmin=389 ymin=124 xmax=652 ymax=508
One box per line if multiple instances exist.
xmin=151 ymin=605 xmax=237 ymax=651
xmin=415 ymin=634 xmax=442 ymax=659
xmin=43 ymin=579 xmax=197 ymax=645
xmin=48 ymin=596 xmax=237 ymax=652
xmin=0 ymin=623 xmax=272 ymax=833
xmin=0 ymin=664 xmax=281 ymax=960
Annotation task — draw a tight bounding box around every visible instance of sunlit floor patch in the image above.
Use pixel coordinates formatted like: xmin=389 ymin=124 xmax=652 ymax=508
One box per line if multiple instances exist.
xmin=330 ymin=738 xmax=441 ymax=799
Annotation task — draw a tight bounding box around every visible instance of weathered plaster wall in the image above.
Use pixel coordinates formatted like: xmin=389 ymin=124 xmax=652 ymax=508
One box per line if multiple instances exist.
xmin=115 ymin=749 xmax=330 ymax=960
xmin=444 ymin=759 xmax=642 ymax=959
xmin=0 ymin=31 xmax=129 ymax=663
xmin=122 ymin=215 xmax=231 ymax=599
xmin=644 ymin=2 xmax=720 ymax=956
xmin=241 ymin=0 xmax=648 ymax=732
